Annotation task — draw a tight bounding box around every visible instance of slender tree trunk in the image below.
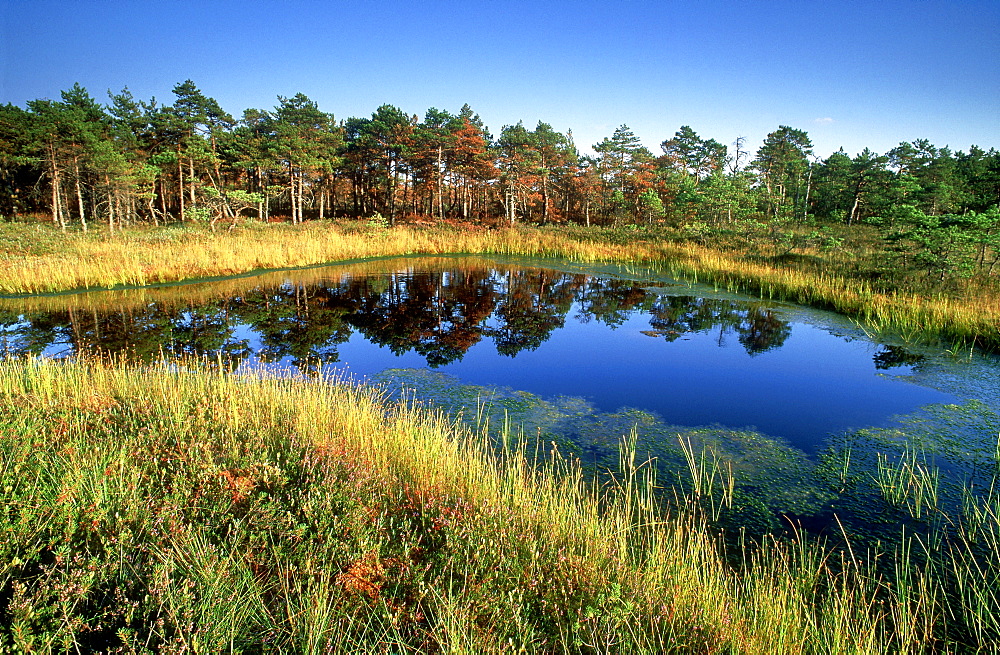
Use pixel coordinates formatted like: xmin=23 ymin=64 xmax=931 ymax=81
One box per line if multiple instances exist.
xmin=263 ymin=171 xmax=270 ymax=222
xmin=793 ymin=172 xmax=802 ymax=221
xmin=299 ymin=171 xmax=304 ymax=222
xmin=177 ymin=146 xmax=185 ymax=220
xmin=541 ymin=174 xmax=549 ymax=225
xmin=388 ymin=154 xmax=398 ymax=226
xmin=105 ymin=178 xmax=113 ymax=231
xmin=108 ymin=182 xmax=115 ymax=232
xmin=802 ymin=163 xmax=813 ymax=222
xmin=848 ymin=192 xmax=861 ymax=227
xmin=188 ymin=157 xmax=196 ymax=207
xmin=401 ymin=172 xmax=409 ymax=219
xmin=150 ymin=193 xmax=159 ymax=227
xmin=319 ymin=182 xmax=325 ymax=220
xmin=74 ymin=157 xmax=87 ymax=232
xmin=158 ymin=176 xmax=167 ymax=224
xmin=437 ymin=146 xmax=444 ymax=220
xmin=462 ymin=180 xmax=469 ymax=221
xmin=49 ymin=143 xmax=66 ymax=231
xmin=848 ymin=178 xmax=866 ymax=226
xmin=289 ymin=168 xmax=297 ymax=224
xmin=351 ymin=176 xmax=359 ymax=218
xmin=255 ymin=169 xmax=263 ymax=221
xmin=53 ymin=175 xmax=65 ymax=231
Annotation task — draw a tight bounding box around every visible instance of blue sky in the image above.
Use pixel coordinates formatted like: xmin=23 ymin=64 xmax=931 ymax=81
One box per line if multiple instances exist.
xmin=2 ymin=0 xmax=997 ymax=159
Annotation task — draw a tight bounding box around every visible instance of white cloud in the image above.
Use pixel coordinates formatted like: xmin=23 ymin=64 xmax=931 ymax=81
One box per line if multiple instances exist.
xmin=814 ymin=117 xmax=835 ymax=124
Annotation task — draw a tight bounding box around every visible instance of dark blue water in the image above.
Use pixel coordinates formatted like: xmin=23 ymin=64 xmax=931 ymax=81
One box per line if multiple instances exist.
xmin=345 ymin=317 xmax=949 ymax=450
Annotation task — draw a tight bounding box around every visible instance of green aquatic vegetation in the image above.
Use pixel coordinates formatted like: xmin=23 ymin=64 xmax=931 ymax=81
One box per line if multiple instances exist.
xmin=844 ymin=400 xmax=1000 ymax=493
xmin=662 ymin=426 xmax=832 ymax=518
xmin=815 ymin=442 xmax=855 ymax=493
xmin=816 ymin=431 xmax=1000 ymax=647
xmin=813 ymin=401 xmax=1000 ymax=602
xmin=960 ymin=483 xmax=1000 ymax=547
xmin=677 ymin=433 xmax=735 ymax=523
xmin=375 ymin=360 xmax=1000 ymax=647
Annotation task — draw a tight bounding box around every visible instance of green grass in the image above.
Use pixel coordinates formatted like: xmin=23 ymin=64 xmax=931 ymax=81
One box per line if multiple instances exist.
xmin=1 ymin=356 xmax=998 ymax=652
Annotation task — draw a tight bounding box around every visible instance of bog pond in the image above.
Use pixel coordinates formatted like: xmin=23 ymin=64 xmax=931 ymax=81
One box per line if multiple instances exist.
xmin=3 ymin=255 xmax=1000 ymax=539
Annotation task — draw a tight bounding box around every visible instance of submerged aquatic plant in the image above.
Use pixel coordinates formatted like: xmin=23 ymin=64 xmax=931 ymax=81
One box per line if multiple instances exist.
xmin=677 ymin=433 xmax=735 ymax=522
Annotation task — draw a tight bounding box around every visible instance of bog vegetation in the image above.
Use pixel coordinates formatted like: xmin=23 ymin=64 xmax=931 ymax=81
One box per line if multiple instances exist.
xmin=2 ymin=357 xmax=999 ymax=652
xmin=2 ymin=220 xmax=999 ymax=352
xmin=2 ymin=83 xmax=1000 ymax=651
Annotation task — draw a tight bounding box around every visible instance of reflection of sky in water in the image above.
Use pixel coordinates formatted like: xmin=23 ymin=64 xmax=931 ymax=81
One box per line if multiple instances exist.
xmin=299 ymin=303 xmax=953 ymax=453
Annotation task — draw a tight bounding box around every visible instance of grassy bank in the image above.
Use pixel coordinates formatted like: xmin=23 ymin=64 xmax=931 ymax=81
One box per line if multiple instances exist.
xmin=0 ymin=357 xmax=996 ymax=652
xmin=1 ymin=220 xmax=999 ymax=349
xmin=0 ymin=221 xmax=639 ymax=295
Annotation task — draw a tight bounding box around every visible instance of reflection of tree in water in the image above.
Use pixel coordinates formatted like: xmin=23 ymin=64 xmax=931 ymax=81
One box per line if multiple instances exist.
xmin=575 ymin=278 xmax=651 ymax=327
xmin=231 ymin=285 xmax=355 ymax=371
xmin=0 ymin=303 xmax=253 ymax=367
xmin=645 ymin=296 xmax=792 ymax=355
xmin=162 ymin=306 xmax=254 ymax=362
xmin=873 ymin=345 xmax=926 ymax=370
xmin=1 ymin=267 xmax=794 ymax=368
xmin=737 ymin=307 xmax=792 ymax=355
xmin=0 ymin=309 xmax=66 ymax=357
xmin=488 ymin=270 xmax=578 ymax=357
xmin=344 ymin=269 xmax=498 ymax=367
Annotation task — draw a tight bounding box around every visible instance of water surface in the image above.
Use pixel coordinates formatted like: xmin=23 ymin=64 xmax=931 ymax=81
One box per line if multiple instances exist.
xmin=1 ymin=255 xmax=994 ymax=457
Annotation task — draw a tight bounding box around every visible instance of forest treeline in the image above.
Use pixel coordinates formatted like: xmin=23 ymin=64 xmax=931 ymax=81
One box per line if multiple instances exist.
xmin=1 ymin=81 xmax=999 ymax=277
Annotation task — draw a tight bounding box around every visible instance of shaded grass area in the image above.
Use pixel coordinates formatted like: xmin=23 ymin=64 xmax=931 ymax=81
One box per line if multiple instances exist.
xmin=1 ymin=220 xmax=999 ymax=350
xmin=1 ymin=357 xmax=998 ymax=652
